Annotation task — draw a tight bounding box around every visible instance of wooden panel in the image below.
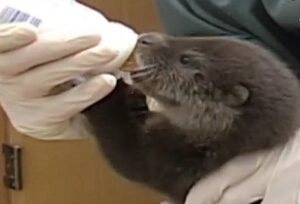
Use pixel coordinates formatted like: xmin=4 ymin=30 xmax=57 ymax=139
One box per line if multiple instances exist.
xmin=0 ymin=109 xmax=9 ymax=204
xmin=120 ymin=0 xmax=163 ymax=32
xmin=79 ymin=0 xmax=163 ymax=33
xmin=8 ymin=131 xmax=163 ymax=204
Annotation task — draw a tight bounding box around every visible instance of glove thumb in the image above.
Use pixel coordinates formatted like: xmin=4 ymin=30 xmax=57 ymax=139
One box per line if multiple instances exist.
xmin=54 ymin=73 xmax=117 ymax=119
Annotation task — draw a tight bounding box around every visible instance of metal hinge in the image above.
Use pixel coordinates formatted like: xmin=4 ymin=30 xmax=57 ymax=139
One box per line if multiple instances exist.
xmin=2 ymin=144 xmax=22 ymax=190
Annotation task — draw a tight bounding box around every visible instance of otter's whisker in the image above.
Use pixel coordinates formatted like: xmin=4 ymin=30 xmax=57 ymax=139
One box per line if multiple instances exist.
xmin=131 ymin=68 xmax=155 ymax=79
xmin=124 ymin=64 xmax=156 ymax=74
xmin=131 ymin=74 xmax=152 ymax=83
xmin=129 ymin=64 xmax=157 ymax=80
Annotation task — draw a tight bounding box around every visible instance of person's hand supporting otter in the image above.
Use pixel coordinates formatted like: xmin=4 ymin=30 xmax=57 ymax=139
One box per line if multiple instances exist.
xmin=185 ymin=130 xmax=300 ymax=204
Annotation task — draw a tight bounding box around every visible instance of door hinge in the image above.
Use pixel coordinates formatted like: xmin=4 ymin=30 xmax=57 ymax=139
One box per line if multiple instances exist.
xmin=2 ymin=144 xmax=22 ymax=190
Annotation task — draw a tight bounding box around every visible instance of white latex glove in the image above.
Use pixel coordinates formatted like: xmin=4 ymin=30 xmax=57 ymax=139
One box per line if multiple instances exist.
xmin=0 ymin=23 xmax=115 ymax=140
xmin=185 ymin=128 xmax=300 ymax=204
xmin=0 ymin=2 xmax=138 ymax=140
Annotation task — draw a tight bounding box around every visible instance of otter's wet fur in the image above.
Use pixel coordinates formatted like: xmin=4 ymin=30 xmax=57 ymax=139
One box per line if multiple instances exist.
xmin=83 ymin=33 xmax=300 ymax=204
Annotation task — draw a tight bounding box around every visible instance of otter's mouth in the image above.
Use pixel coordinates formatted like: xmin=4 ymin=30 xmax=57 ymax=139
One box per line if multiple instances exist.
xmin=121 ymin=52 xmax=157 ymax=84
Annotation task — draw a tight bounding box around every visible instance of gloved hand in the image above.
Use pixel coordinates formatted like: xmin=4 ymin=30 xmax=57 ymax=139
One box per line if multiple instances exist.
xmin=185 ymin=128 xmax=300 ymax=204
xmin=0 ymin=20 xmax=137 ymax=140
xmin=0 ymin=23 xmax=118 ymax=140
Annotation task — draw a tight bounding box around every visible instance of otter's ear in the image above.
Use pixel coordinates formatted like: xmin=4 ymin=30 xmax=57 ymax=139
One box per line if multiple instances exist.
xmin=223 ymin=85 xmax=249 ymax=106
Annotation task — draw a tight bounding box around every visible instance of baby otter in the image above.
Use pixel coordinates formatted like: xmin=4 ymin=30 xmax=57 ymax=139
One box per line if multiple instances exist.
xmin=83 ymin=33 xmax=300 ymax=204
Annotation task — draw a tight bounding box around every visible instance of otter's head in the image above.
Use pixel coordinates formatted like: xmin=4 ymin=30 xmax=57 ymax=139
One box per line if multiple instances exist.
xmin=126 ymin=32 xmax=300 ymax=138
xmin=129 ymin=33 xmax=254 ymax=109
xmin=131 ymin=33 xmax=209 ymax=106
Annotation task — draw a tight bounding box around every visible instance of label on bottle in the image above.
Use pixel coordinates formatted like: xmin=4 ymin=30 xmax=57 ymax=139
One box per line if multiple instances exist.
xmin=0 ymin=6 xmax=42 ymax=27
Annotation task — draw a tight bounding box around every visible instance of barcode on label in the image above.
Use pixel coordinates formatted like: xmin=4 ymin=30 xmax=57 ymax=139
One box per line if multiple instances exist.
xmin=0 ymin=6 xmax=42 ymax=27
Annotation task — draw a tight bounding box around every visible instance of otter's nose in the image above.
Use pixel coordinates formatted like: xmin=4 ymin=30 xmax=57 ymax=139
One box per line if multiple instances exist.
xmin=137 ymin=33 xmax=164 ymax=47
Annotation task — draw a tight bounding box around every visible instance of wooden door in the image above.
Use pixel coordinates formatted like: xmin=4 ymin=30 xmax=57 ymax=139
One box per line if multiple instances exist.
xmin=0 ymin=1 xmax=165 ymax=204
xmin=0 ymin=108 xmax=9 ymax=204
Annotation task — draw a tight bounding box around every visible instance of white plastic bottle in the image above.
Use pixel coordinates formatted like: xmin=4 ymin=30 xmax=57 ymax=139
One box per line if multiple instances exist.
xmin=0 ymin=0 xmax=138 ymax=77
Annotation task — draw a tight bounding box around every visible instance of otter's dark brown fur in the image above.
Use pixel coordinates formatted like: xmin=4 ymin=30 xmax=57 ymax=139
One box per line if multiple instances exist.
xmin=83 ymin=33 xmax=300 ymax=204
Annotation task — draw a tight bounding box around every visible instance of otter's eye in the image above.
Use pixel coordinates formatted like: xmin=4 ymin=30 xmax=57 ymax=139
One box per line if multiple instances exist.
xmin=180 ymin=54 xmax=191 ymax=65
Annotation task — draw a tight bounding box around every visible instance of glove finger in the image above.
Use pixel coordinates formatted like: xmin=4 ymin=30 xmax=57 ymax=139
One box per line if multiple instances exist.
xmin=0 ymin=74 xmax=116 ymax=139
xmin=0 ymin=23 xmax=37 ymax=52
xmin=0 ymin=31 xmax=101 ymax=76
xmin=9 ymin=45 xmax=117 ymax=98
xmin=185 ymin=152 xmax=266 ymax=204
xmin=47 ymin=74 xmax=116 ymax=120
xmin=262 ymin=161 xmax=300 ymax=204
xmin=215 ymin=173 xmax=267 ymax=204
xmin=215 ymin=148 xmax=285 ymax=204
